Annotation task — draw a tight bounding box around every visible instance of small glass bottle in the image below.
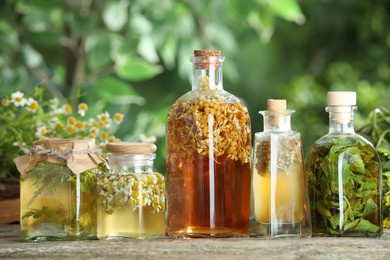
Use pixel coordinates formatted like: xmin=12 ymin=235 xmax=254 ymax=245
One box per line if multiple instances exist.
xmin=97 ymin=142 xmax=165 ymax=239
xmin=250 ymin=99 xmax=311 ymax=238
xmin=14 ymin=139 xmax=102 ymax=241
xmin=306 ymin=91 xmax=382 ymax=237
xmin=166 ymin=50 xmax=251 ymax=238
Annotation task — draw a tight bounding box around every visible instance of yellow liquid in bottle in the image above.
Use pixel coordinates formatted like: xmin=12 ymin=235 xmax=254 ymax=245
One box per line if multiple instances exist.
xmin=97 ymin=172 xmax=165 ymax=239
xmin=253 ymin=163 xmax=304 ymax=224
xmin=97 ymin=205 xmax=165 ymax=239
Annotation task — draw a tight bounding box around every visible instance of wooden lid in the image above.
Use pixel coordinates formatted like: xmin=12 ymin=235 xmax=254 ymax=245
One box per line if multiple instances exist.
xmin=106 ymin=142 xmax=156 ymax=154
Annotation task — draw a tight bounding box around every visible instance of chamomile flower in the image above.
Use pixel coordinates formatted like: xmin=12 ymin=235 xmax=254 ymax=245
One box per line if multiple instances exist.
xmin=75 ymin=120 xmax=84 ymax=131
xmin=114 ymin=113 xmax=124 ymax=124
xmin=1 ymin=99 xmax=9 ymax=108
xmin=26 ymin=98 xmax=39 ymax=113
xmin=99 ymin=120 xmax=111 ymax=129
xmin=100 ymin=131 xmax=109 ymax=140
xmin=67 ymin=116 xmax=77 ymax=125
xmin=78 ymin=103 xmax=88 ymax=116
xmin=97 ymin=112 xmax=110 ymax=122
xmin=11 ymin=91 xmax=27 ymax=107
xmin=63 ymin=104 xmax=72 ymax=115
xmin=89 ymin=127 xmax=99 ymax=135
xmin=66 ymin=125 xmax=75 ymax=134
xmin=35 ymin=126 xmax=48 ymax=138
xmin=108 ymin=136 xmax=117 ymax=143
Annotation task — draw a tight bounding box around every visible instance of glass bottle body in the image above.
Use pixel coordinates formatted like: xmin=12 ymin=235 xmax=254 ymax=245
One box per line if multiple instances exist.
xmin=166 ymin=54 xmax=251 ymax=238
xmin=20 ymin=161 xmax=98 ymax=241
xmin=97 ymin=153 xmax=165 ymax=239
xmin=306 ymin=106 xmax=382 ymax=237
xmin=250 ymin=111 xmax=311 ymax=238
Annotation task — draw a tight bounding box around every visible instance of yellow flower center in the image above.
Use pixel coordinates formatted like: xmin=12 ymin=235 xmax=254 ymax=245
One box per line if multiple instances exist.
xmin=30 ymin=102 xmax=38 ymax=110
xmin=67 ymin=125 xmax=75 ymax=133
xmin=76 ymin=121 xmax=84 ymax=129
xmin=100 ymin=132 xmax=109 ymax=139
xmin=64 ymin=104 xmax=72 ymax=114
xmin=114 ymin=113 xmax=124 ymax=123
xmin=78 ymin=103 xmax=88 ymax=111
xmin=67 ymin=117 xmax=77 ymax=125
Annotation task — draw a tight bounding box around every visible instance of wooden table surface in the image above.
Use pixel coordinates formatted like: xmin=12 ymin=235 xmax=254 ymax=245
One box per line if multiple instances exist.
xmin=1 ymin=225 xmax=390 ymax=259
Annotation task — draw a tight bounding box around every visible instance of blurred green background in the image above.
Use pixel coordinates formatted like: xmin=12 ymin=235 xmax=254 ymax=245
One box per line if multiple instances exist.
xmin=1 ymin=0 xmax=390 ymax=173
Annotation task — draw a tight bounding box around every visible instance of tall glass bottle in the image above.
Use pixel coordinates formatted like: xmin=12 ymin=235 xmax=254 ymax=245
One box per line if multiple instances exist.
xmin=306 ymin=91 xmax=382 ymax=237
xmin=250 ymin=99 xmax=311 ymax=238
xmin=166 ymin=50 xmax=251 ymax=238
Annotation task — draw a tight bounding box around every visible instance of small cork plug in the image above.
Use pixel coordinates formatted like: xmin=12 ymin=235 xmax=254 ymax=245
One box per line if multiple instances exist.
xmin=194 ymin=50 xmax=221 ymax=69
xmin=106 ymin=142 xmax=156 ymax=154
xmin=267 ymin=99 xmax=287 ymax=112
xmin=267 ymin=99 xmax=287 ymax=127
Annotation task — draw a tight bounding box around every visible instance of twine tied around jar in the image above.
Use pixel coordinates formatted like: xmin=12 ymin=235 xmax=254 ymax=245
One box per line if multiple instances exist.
xmin=14 ymin=139 xmax=105 ymax=175
xmin=30 ymin=144 xmax=99 ymax=162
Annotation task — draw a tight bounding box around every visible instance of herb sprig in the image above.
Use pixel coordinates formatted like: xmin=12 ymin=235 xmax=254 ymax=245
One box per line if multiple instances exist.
xmin=357 ymin=107 xmax=390 ymax=228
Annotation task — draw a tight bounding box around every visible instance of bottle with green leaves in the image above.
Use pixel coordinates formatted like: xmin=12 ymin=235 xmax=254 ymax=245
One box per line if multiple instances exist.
xmin=306 ymin=91 xmax=382 ymax=237
xmin=14 ymin=139 xmax=103 ymax=241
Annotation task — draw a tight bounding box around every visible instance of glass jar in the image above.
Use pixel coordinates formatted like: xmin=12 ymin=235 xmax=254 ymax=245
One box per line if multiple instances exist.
xmin=306 ymin=91 xmax=382 ymax=237
xmin=97 ymin=142 xmax=165 ymax=239
xmin=166 ymin=50 xmax=251 ymax=238
xmin=250 ymin=99 xmax=311 ymax=238
xmin=14 ymin=139 xmax=102 ymax=241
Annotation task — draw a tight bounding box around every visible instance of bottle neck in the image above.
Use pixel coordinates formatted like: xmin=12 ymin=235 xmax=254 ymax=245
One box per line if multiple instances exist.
xmin=261 ymin=111 xmax=293 ymax=132
xmin=107 ymin=153 xmax=155 ymax=174
xmin=191 ymin=56 xmax=224 ymax=91
xmin=326 ymin=106 xmax=356 ymax=134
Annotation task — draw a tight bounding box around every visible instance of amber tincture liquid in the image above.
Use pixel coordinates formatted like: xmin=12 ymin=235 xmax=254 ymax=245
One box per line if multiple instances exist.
xmin=166 ymin=50 xmax=251 ymax=238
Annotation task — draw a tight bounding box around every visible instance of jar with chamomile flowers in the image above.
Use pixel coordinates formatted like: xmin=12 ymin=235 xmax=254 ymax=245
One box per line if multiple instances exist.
xmin=97 ymin=142 xmax=165 ymax=240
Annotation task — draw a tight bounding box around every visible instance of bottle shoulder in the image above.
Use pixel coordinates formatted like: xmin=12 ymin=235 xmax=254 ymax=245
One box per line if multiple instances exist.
xmin=173 ymin=89 xmax=242 ymax=103
xmin=312 ymin=133 xmax=375 ymax=147
xmin=306 ymin=132 xmax=379 ymax=160
xmin=168 ymin=89 xmax=249 ymax=117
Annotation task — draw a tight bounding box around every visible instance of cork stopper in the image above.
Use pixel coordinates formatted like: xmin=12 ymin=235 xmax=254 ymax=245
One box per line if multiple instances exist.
xmin=267 ymin=99 xmax=287 ymax=112
xmin=194 ymin=50 xmax=221 ymax=57
xmin=193 ymin=50 xmax=222 ymax=69
xmin=106 ymin=142 xmax=156 ymax=154
xmin=327 ymin=91 xmax=356 ymax=106
xmin=327 ymin=91 xmax=356 ymax=124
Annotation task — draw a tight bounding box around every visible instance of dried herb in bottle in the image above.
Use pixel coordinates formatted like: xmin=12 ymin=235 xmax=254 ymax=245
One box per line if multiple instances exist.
xmin=166 ymin=50 xmax=251 ymax=238
xmin=250 ymin=99 xmax=311 ymax=238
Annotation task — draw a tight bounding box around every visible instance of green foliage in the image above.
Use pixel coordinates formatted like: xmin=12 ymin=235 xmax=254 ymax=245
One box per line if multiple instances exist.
xmin=307 ymin=136 xmax=381 ymax=235
xmin=0 ymin=88 xmax=124 ymax=178
xmin=357 ymin=107 xmax=390 ymax=227
xmin=0 ymin=0 xmax=305 ymax=174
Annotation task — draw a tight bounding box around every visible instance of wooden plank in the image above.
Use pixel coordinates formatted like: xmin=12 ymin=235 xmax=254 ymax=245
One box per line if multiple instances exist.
xmin=0 ymin=198 xmax=19 ymax=224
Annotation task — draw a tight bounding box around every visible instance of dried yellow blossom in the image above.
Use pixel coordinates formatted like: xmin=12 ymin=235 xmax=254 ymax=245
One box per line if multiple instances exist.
xmin=167 ymin=81 xmax=251 ymax=163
